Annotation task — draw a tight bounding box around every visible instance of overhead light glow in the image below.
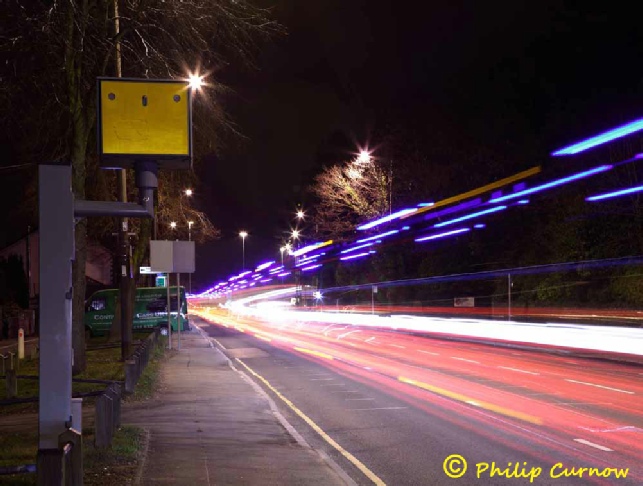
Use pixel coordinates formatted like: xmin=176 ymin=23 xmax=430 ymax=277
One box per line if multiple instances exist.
xmin=586 ymin=185 xmax=643 ymax=202
xmin=415 ymin=227 xmax=470 ymax=243
xmin=552 ymin=118 xmax=643 ymax=156
xmin=357 ymin=208 xmax=418 ymax=230
xmin=474 ymin=224 xmax=486 ymax=229
xmin=417 ymin=202 xmax=435 ymax=207
xmin=433 ymin=206 xmax=507 ymax=228
xmin=488 ymin=165 xmax=613 ymax=203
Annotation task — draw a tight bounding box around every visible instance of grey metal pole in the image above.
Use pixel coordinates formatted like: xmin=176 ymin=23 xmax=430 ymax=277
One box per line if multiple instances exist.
xmin=166 ymin=273 xmax=172 ymax=350
xmin=371 ymin=287 xmax=375 ymax=315
xmin=38 ymin=165 xmax=74 ymax=451
xmin=508 ymin=273 xmax=512 ymax=321
xmin=177 ymin=273 xmax=181 ymax=351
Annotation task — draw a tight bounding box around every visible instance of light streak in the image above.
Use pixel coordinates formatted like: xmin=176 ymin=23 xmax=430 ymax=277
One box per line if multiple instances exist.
xmin=586 ymin=184 xmax=643 ymax=202
xmin=340 ymin=251 xmax=374 ymax=261
xmin=415 ymin=227 xmax=470 ymax=243
xmin=552 ymin=118 xmax=643 ymax=155
xmin=433 ymin=206 xmax=506 ymax=228
xmin=488 ymin=165 xmax=613 ymax=203
xmin=356 ymin=230 xmax=399 ymax=244
xmin=357 ymin=208 xmax=418 ymax=230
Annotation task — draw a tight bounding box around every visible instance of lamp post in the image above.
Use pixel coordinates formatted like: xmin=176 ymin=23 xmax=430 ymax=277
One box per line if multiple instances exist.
xmin=239 ymin=231 xmax=248 ymax=270
xmin=188 ymin=221 xmax=194 ymax=293
xmin=280 ymin=246 xmax=286 ymax=266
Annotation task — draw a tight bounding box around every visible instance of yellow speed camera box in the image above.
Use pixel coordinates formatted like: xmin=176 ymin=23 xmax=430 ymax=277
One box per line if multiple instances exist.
xmin=98 ymin=78 xmax=192 ymax=169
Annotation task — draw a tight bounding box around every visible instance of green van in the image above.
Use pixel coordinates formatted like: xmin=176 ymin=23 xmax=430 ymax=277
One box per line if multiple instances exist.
xmin=84 ymin=286 xmax=190 ymax=337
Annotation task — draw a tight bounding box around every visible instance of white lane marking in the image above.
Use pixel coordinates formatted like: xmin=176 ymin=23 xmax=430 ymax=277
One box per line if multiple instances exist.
xmin=451 ymin=357 xmax=480 ymax=364
xmin=334 ymin=390 xmax=361 ymax=393
xmin=499 ymin=366 xmax=540 ymax=375
xmin=417 ymin=350 xmax=439 ymax=356
xmin=349 ymin=407 xmax=408 ymax=411
xmin=579 ymin=425 xmax=643 ymax=433
xmin=565 ymin=379 xmax=634 ymax=395
xmin=365 ymin=337 xmax=376 ymax=343
xmin=389 ymin=344 xmax=406 ymax=349
xmin=574 ymin=439 xmax=614 ymax=452
xmin=311 ymin=378 xmax=335 ymax=381
xmin=321 ymin=383 xmax=345 ymax=387
xmin=338 ymin=330 xmax=362 ymax=339
xmin=346 ymin=398 xmax=375 ymax=401
xmin=466 ymin=401 xmax=480 ymax=406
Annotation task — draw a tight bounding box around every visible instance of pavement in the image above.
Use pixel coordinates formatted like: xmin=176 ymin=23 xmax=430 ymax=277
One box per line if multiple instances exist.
xmin=122 ymin=322 xmax=351 ymax=485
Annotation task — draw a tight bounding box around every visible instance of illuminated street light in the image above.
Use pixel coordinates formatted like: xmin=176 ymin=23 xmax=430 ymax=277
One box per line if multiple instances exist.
xmin=355 ymin=150 xmax=372 ymax=165
xmin=170 ymin=221 xmax=177 ymax=229
xmin=296 ymin=209 xmax=305 ymax=220
xmin=239 ymin=231 xmax=248 ymax=270
xmin=184 ymin=188 xmax=193 ymax=197
xmin=188 ymin=74 xmax=204 ymax=90
xmin=291 ymin=230 xmax=300 ymax=240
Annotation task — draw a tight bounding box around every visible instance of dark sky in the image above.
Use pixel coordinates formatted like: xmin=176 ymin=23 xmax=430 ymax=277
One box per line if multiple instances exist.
xmin=193 ymin=1 xmax=643 ymax=290
xmin=2 ymin=1 xmax=641 ymax=291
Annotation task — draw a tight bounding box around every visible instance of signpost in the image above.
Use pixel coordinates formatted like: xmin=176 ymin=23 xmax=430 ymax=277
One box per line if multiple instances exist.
xmin=37 ymin=78 xmax=193 ymax=483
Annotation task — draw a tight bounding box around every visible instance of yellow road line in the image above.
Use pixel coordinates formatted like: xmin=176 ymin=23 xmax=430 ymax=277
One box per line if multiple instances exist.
xmin=398 ymin=376 xmax=542 ymax=425
xmin=236 ymin=358 xmax=386 ymax=486
xmin=294 ymin=347 xmax=335 ymax=360
xmin=408 ymin=166 xmax=541 ymax=218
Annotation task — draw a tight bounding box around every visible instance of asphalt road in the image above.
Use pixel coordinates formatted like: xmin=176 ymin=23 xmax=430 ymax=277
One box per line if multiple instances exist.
xmin=195 ymin=311 xmax=642 ymax=485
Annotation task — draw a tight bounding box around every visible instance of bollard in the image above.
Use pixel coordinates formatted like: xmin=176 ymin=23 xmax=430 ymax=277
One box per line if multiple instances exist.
xmin=8 ymin=352 xmax=15 ymax=371
xmin=124 ymin=360 xmax=137 ymax=395
xmin=107 ymin=384 xmax=122 ymax=430
xmin=95 ymin=393 xmax=114 ymax=448
xmin=6 ymin=369 xmax=18 ymax=398
xmin=71 ymin=397 xmax=83 ymax=433
xmin=18 ymin=328 xmax=24 ymax=360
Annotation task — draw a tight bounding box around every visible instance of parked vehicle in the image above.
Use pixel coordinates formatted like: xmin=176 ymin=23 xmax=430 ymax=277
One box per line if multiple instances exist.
xmin=84 ymin=286 xmax=189 ymax=337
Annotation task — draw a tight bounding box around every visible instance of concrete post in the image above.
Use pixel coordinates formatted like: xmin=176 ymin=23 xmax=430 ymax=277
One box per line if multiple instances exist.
xmin=18 ymin=328 xmax=24 ymax=360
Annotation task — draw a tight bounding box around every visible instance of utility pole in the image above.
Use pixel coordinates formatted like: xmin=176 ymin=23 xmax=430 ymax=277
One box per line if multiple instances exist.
xmin=114 ymin=0 xmax=132 ymax=360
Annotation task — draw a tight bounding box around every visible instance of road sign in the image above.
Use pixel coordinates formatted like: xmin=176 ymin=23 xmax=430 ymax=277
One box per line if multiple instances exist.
xmin=155 ymin=275 xmax=167 ymax=287
xmin=140 ymin=266 xmax=154 ymax=274
xmin=97 ymin=78 xmax=192 ymax=169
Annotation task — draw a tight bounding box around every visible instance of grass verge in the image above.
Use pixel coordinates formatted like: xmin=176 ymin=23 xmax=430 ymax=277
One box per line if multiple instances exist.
xmin=0 ymin=426 xmax=146 ymax=486
xmin=0 ymin=332 xmax=167 ymax=484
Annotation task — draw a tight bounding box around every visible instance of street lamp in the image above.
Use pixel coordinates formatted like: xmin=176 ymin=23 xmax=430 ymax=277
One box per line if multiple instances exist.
xmin=184 ymin=188 xmax=193 ymax=197
xmin=170 ymin=221 xmax=177 ymax=230
xmin=296 ymin=209 xmax=304 ymax=220
xmin=188 ymin=221 xmax=194 ymax=293
xmin=188 ymin=74 xmax=204 ymax=90
xmin=239 ymin=231 xmax=248 ymax=270
xmin=280 ymin=246 xmax=286 ymax=266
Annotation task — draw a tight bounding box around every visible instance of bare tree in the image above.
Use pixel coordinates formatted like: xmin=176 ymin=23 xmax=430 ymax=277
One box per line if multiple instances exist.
xmin=2 ymin=0 xmax=279 ymax=372
xmin=310 ymin=156 xmax=390 ymax=240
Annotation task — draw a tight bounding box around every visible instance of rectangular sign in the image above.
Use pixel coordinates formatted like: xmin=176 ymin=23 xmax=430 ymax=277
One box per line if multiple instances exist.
xmin=155 ymin=275 xmax=167 ymax=288
xmin=454 ymin=297 xmax=475 ymax=308
xmin=97 ymin=78 xmax=192 ymax=169
xmin=140 ymin=266 xmax=154 ymax=274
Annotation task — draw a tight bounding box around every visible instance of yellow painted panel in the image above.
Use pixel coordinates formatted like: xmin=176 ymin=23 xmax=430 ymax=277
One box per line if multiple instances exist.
xmin=100 ymin=80 xmax=190 ymax=156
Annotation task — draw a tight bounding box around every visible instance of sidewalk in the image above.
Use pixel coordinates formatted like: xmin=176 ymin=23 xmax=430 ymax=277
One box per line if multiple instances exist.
xmin=122 ymin=325 xmax=350 ymax=485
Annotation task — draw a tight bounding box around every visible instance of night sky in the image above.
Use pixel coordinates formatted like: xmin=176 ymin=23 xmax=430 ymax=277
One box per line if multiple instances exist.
xmin=2 ymin=1 xmax=642 ymax=292
xmin=193 ymin=1 xmax=643 ymax=290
